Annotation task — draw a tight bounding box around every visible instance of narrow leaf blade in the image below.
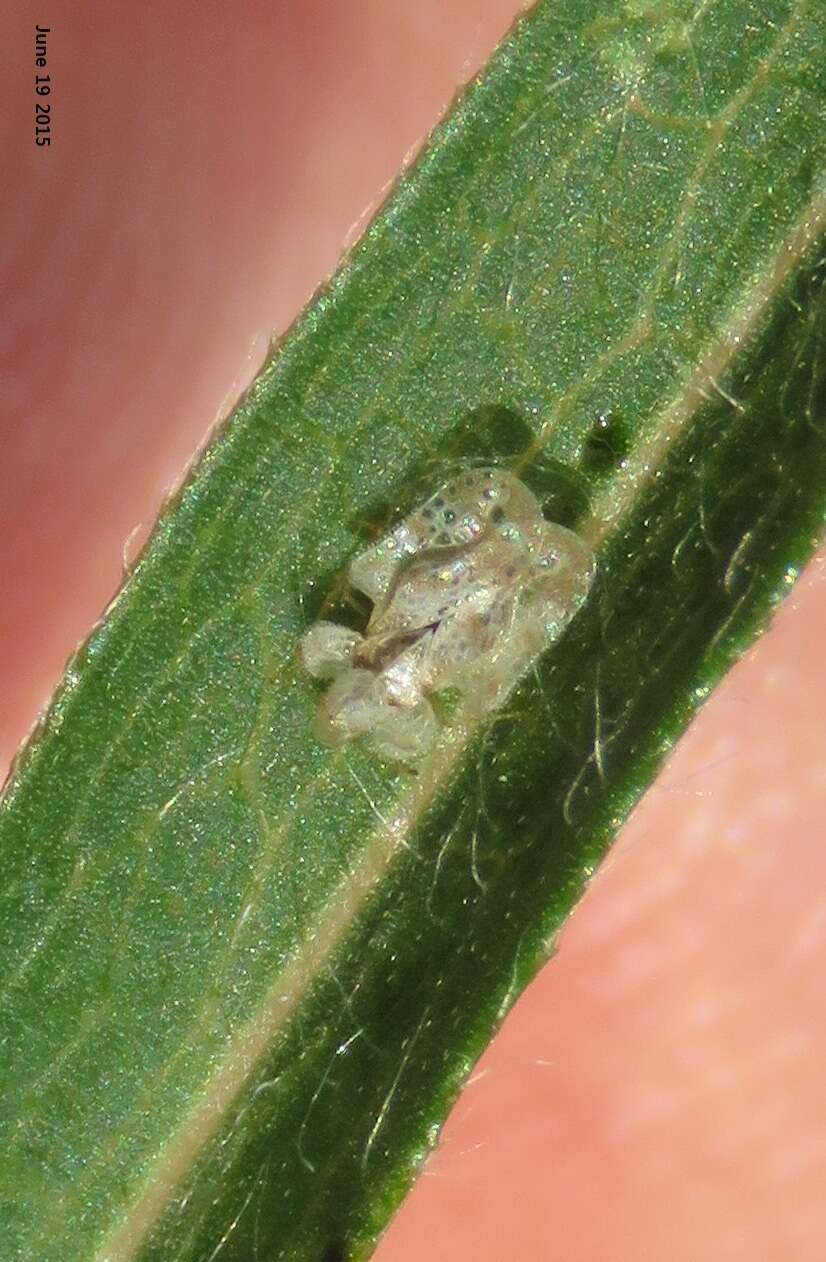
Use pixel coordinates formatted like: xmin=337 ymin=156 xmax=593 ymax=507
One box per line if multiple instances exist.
xmin=2 ymin=3 xmax=825 ymax=1261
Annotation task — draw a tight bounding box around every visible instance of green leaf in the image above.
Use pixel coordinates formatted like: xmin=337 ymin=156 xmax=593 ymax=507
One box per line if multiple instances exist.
xmin=2 ymin=2 xmax=825 ymax=1260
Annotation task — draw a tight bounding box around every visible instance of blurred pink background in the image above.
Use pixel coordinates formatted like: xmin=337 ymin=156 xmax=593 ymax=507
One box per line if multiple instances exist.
xmin=2 ymin=4 xmax=825 ymax=1259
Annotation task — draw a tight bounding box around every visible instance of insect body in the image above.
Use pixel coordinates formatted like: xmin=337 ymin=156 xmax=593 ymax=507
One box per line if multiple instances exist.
xmin=300 ymin=468 xmax=594 ymax=763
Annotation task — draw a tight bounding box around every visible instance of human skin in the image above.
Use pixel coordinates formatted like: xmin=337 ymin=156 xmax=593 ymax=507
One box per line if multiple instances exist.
xmin=3 ymin=5 xmax=825 ymax=1259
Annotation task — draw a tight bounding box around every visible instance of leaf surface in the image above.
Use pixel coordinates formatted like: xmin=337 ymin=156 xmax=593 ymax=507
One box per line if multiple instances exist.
xmin=2 ymin=2 xmax=825 ymax=1260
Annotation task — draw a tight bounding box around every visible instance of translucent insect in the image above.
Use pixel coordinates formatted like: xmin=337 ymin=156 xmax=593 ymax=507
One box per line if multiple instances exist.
xmin=299 ymin=467 xmax=595 ymax=763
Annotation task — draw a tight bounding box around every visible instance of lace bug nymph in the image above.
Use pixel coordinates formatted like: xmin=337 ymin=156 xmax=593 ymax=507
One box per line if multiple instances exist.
xmin=300 ymin=467 xmax=594 ymax=763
